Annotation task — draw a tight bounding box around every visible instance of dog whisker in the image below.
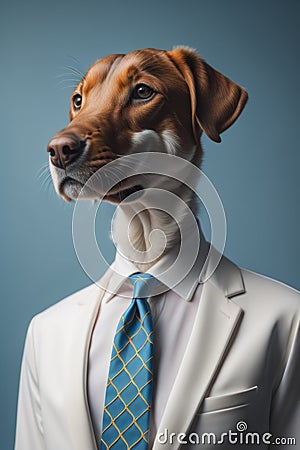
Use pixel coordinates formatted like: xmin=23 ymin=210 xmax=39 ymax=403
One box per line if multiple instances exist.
xmin=64 ymin=63 xmax=85 ymax=79
xmin=55 ymin=77 xmax=81 ymax=85
xmin=66 ymin=54 xmax=84 ymax=67
xmin=54 ymin=73 xmax=81 ymax=80
xmin=36 ymin=163 xmax=50 ymax=179
xmin=40 ymin=171 xmax=54 ymax=193
xmin=59 ymin=85 xmax=79 ymax=91
xmin=55 ymin=61 xmax=87 ymax=92
xmin=55 ymin=78 xmax=78 ymax=90
xmin=36 ymin=162 xmax=49 ymax=173
xmin=63 ymin=65 xmax=86 ymax=83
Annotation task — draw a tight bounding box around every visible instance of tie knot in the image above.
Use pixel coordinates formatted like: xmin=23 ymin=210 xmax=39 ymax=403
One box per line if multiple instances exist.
xmin=129 ymin=273 xmax=157 ymax=299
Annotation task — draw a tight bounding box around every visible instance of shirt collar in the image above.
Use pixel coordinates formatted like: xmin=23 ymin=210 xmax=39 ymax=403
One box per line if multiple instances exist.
xmin=103 ymin=222 xmax=209 ymax=303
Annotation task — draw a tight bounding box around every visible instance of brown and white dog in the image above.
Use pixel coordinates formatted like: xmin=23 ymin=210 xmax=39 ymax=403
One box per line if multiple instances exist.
xmin=48 ymin=46 xmax=247 ymax=269
xmin=15 ymin=48 xmax=300 ymax=450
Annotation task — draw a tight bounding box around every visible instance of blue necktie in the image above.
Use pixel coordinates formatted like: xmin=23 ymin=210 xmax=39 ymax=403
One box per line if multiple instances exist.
xmin=100 ymin=273 xmax=156 ymax=449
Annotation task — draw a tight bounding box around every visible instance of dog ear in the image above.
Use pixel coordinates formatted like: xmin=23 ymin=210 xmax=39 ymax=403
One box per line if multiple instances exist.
xmin=168 ymin=46 xmax=248 ymax=143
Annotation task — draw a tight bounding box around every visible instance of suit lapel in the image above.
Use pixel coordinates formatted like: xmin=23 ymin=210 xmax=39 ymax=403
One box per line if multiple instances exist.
xmin=64 ymin=269 xmax=113 ymax=450
xmin=153 ymin=254 xmax=245 ymax=450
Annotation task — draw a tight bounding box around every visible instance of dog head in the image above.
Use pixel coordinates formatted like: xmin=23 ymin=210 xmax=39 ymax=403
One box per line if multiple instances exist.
xmin=48 ymin=46 xmax=248 ymax=202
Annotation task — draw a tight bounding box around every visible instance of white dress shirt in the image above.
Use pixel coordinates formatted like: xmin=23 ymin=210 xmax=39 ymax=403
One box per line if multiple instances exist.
xmin=87 ymin=233 xmax=209 ymax=447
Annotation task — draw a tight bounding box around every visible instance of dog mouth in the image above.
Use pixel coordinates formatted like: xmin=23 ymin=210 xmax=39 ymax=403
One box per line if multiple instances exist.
xmin=104 ymin=184 xmax=143 ymax=203
xmin=58 ymin=175 xmax=143 ymax=203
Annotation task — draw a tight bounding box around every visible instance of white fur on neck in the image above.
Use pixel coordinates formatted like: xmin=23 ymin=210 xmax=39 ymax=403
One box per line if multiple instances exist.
xmin=112 ymin=130 xmax=199 ymax=271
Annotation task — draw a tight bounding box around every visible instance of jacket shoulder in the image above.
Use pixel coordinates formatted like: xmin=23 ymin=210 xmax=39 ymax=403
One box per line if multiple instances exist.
xmin=240 ymin=268 xmax=300 ymax=313
xmin=33 ymin=265 xmax=113 ymax=322
xmin=29 ymin=280 xmax=105 ymax=333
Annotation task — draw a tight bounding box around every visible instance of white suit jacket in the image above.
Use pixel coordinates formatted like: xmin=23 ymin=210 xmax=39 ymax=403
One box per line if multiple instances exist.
xmin=15 ymin=251 xmax=300 ymax=449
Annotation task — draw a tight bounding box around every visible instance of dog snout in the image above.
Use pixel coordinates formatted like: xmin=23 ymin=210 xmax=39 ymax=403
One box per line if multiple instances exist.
xmin=47 ymin=134 xmax=85 ymax=168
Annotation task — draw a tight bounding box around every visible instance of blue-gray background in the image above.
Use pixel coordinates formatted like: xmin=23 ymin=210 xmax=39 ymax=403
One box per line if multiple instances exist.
xmin=1 ymin=0 xmax=299 ymax=448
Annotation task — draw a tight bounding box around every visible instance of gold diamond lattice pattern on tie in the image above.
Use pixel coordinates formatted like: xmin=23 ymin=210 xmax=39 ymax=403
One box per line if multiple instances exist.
xmin=100 ymin=273 xmax=155 ymax=449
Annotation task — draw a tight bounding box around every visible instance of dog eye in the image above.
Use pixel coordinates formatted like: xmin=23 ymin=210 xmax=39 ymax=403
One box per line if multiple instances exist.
xmin=133 ymin=84 xmax=155 ymax=101
xmin=73 ymin=94 xmax=82 ymax=110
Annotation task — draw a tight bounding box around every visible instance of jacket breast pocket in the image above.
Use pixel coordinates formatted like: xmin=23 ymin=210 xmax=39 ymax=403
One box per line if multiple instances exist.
xmin=198 ymin=385 xmax=258 ymax=415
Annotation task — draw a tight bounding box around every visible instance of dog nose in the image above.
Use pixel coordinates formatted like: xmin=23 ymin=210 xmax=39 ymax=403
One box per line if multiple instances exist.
xmin=47 ymin=135 xmax=84 ymax=168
